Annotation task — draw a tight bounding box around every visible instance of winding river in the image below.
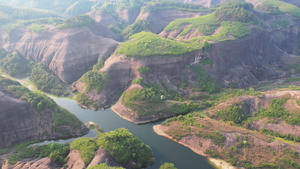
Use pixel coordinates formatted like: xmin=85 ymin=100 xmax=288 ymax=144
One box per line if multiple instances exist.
xmin=4 ymin=75 xmax=214 ymax=168
xmin=46 ymin=97 xmax=214 ymax=169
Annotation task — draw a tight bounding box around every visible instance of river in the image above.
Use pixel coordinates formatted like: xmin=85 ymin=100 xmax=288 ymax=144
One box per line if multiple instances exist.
xmin=2 ymin=74 xmax=214 ymax=168
xmin=42 ymin=97 xmax=214 ymax=169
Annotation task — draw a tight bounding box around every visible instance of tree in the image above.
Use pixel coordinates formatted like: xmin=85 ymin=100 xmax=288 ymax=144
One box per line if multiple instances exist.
xmin=159 ymin=162 xmax=177 ymax=169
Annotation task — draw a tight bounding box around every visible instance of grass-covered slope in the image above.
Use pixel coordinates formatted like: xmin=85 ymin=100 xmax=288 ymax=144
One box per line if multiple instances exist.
xmin=116 ymin=31 xmax=199 ymax=58
xmin=257 ymin=0 xmax=300 ymax=17
xmin=164 ymin=1 xmax=255 ymax=42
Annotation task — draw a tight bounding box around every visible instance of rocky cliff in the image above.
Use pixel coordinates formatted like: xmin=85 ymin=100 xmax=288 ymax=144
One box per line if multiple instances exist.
xmin=0 ymin=86 xmax=88 ymax=148
xmin=76 ymin=24 xmax=297 ymax=109
xmin=12 ymin=24 xmax=120 ymax=84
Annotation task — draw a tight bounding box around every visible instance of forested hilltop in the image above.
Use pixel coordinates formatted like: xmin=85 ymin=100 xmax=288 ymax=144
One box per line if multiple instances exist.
xmin=0 ymin=0 xmax=300 ymax=168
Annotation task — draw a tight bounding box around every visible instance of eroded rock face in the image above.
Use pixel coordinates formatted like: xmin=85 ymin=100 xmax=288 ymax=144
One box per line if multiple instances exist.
xmin=2 ymin=157 xmax=61 ymax=169
xmin=204 ymin=28 xmax=290 ymax=88
xmin=0 ymin=90 xmax=88 ymax=148
xmin=14 ymin=24 xmax=119 ymax=84
xmin=80 ymin=25 xmax=298 ymax=107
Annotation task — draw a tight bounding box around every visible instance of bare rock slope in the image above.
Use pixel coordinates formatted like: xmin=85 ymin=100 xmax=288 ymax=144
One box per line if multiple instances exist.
xmin=0 ymin=90 xmax=88 ymax=148
xmin=14 ymin=24 xmax=120 ymax=84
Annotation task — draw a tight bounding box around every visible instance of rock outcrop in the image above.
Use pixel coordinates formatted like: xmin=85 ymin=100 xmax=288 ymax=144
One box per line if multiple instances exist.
xmin=2 ymin=157 xmax=61 ymax=169
xmin=0 ymin=90 xmax=88 ymax=148
xmin=13 ymin=24 xmax=120 ymax=84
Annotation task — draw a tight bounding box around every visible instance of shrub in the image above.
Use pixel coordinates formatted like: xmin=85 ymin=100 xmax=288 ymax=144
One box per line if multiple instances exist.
xmin=30 ymin=63 xmax=67 ymax=96
xmin=29 ymin=24 xmax=46 ymax=32
xmin=80 ymin=71 xmax=109 ymax=93
xmin=216 ymin=105 xmax=249 ymax=124
xmin=159 ymin=162 xmax=177 ymax=169
xmin=187 ymin=65 xmax=220 ymax=94
xmin=9 ymin=143 xmax=69 ymax=165
xmin=71 ymin=138 xmax=98 ymax=166
xmin=74 ymin=93 xmax=97 ymax=108
xmin=97 ymin=128 xmax=154 ymax=168
xmin=215 ymin=1 xmax=255 ymax=23
xmin=137 ymin=66 xmax=152 ymax=75
xmin=56 ymin=15 xmax=95 ymax=29
xmin=88 ymin=163 xmax=125 ymax=169
xmin=0 ymin=54 xmax=31 ymax=77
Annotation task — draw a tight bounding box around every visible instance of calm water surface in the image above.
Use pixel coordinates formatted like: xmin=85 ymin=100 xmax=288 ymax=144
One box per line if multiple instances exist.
xmin=39 ymin=97 xmax=214 ymax=169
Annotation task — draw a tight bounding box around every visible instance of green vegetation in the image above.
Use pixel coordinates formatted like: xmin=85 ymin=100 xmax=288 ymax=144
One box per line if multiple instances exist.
xmin=165 ymin=1 xmax=254 ymax=42
xmin=79 ymin=59 xmax=108 ymax=95
xmin=56 ymin=15 xmax=95 ymax=29
xmin=0 ymin=53 xmax=31 ymax=77
xmin=215 ymin=1 xmax=255 ymax=22
xmin=116 ymin=32 xmax=199 ymax=58
xmin=260 ymin=128 xmax=300 ymax=143
xmin=65 ymin=0 xmax=95 ymax=16
xmin=2 ymin=18 xmax=63 ymax=33
xmin=284 ymin=77 xmax=300 ymax=83
xmin=253 ymin=98 xmax=300 ymax=126
xmin=255 ymin=98 xmax=288 ymax=119
xmin=216 ymin=105 xmax=249 ymax=124
xmin=122 ymin=19 xmax=151 ymax=39
xmin=30 ymin=63 xmax=68 ymax=96
xmin=270 ymin=19 xmax=291 ymax=29
xmin=163 ymin=114 xmax=204 ymax=128
xmin=212 ymin=88 xmax=260 ymax=103
xmin=8 ymin=143 xmax=70 ymax=165
xmin=0 ymin=77 xmax=29 ymax=97
xmin=159 ymin=162 xmax=177 ymax=169
xmin=80 ymin=71 xmax=109 ymax=93
xmin=0 ymin=76 xmax=83 ymax=131
xmin=196 ymin=130 xmax=226 ymax=147
xmin=93 ymin=0 xmax=144 ymax=12
xmin=93 ymin=59 xmax=104 ymax=72
xmin=20 ymin=92 xmax=56 ymax=111
xmin=142 ymin=1 xmax=209 ymax=13
xmin=97 ymin=128 xmax=154 ymax=168
xmin=187 ymin=65 xmax=220 ymax=94
xmin=296 ymin=100 xmax=300 ymax=107
xmin=0 ymin=5 xmax=60 ymax=25
xmin=52 ymin=108 xmax=82 ymax=128
xmin=137 ymin=66 xmax=152 ymax=75
xmin=71 ymin=138 xmax=98 ymax=165
xmin=165 ymin=13 xmax=220 ymax=36
xmin=29 ymin=24 xmax=47 ymax=32
xmin=88 ymin=164 xmax=125 ymax=169
xmin=122 ymin=81 xmax=202 ymax=117
xmin=74 ymin=93 xmax=97 ymax=108
xmin=201 ymin=21 xmax=250 ymax=41
xmin=257 ymin=0 xmax=300 ymax=17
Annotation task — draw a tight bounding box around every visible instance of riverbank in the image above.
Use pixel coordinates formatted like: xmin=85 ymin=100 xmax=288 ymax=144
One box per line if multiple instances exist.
xmin=153 ymin=125 xmax=237 ymax=169
xmin=111 ymin=98 xmax=162 ymax=124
